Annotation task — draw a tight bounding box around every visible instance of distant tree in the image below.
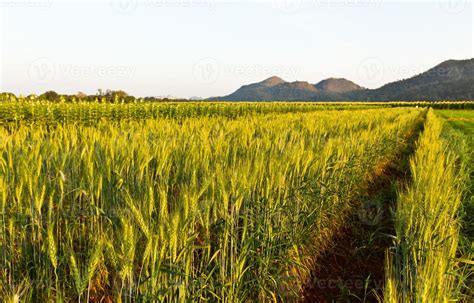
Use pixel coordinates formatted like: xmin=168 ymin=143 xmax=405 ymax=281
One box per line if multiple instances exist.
xmin=103 ymin=90 xmax=129 ymax=103
xmin=113 ymin=90 xmax=128 ymax=98
xmin=77 ymin=92 xmax=87 ymax=99
xmin=105 ymin=90 xmax=128 ymax=97
xmin=26 ymin=94 xmax=38 ymax=101
xmin=0 ymin=92 xmax=17 ymax=102
xmin=40 ymin=91 xmax=60 ymax=102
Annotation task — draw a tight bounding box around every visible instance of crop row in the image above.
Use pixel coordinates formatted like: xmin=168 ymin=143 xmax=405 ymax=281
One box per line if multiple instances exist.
xmin=0 ymin=101 xmax=380 ymax=125
xmin=0 ymin=100 xmax=472 ymax=126
xmin=385 ymin=109 xmax=472 ymax=302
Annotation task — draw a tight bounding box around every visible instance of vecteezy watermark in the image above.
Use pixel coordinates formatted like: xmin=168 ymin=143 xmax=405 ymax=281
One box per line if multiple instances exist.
xmin=273 ymin=0 xmax=304 ymax=14
xmin=357 ymin=199 xmax=383 ymax=226
xmin=110 ymin=0 xmax=214 ymax=14
xmin=309 ymin=277 xmax=384 ymax=290
xmin=356 ymin=57 xmax=385 ymax=87
xmin=273 ymin=0 xmax=381 ymax=14
xmin=28 ymin=57 xmax=56 ymax=85
xmin=0 ymin=0 xmax=52 ymax=8
xmin=439 ymin=0 xmax=469 ymax=14
xmin=357 ymin=56 xmax=464 ymax=87
xmin=424 ymin=63 xmax=463 ymax=81
xmin=193 ymin=57 xmax=220 ymax=84
xmin=223 ymin=64 xmax=299 ymax=79
xmin=110 ymin=0 xmax=138 ymax=14
xmin=193 ymin=57 xmax=300 ymax=85
xmin=27 ymin=58 xmax=136 ymax=85
xmin=61 ymin=65 xmax=135 ymax=79
xmin=145 ymin=0 xmax=214 ymax=9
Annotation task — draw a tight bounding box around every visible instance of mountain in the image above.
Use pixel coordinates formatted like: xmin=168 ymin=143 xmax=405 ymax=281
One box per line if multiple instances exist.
xmin=260 ymin=76 xmax=286 ymax=86
xmin=189 ymin=96 xmax=203 ymax=100
xmin=209 ymin=59 xmax=473 ymax=101
xmin=214 ymin=77 xmax=364 ymax=101
xmin=315 ymin=78 xmax=364 ymax=93
xmin=361 ymin=59 xmax=474 ymax=101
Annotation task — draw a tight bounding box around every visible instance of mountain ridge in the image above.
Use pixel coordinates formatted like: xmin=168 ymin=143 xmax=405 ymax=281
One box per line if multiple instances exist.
xmin=208 ymin=58 xmax=474 ymax=101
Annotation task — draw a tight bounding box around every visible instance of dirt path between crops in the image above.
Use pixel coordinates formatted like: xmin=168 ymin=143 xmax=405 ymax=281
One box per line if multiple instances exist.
xmin=301 ymin=126 xmax=423 ymax=302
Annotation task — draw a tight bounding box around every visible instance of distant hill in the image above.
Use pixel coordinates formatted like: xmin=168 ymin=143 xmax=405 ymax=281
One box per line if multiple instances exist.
xmin=212 ymin=76 xmax=364 ymax=101
xmin=360 ymin=59 xmax=474 ymax=101
xmin=315 ymin=78 xmax=364 ymax=93
xmin=209 ymin=59 xmax=473 ymax=101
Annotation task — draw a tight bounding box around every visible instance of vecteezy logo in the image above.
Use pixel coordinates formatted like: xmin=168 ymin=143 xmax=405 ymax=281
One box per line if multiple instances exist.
xmin=429 ymin=65 xmax=464 ymax=82
xmin=357 ymin=57 xmax=384 ymax=87
xmin=439 ymin=0 xmax=468 ymax=14
xmin=273 ymin=0 xmax=303 ymax=14
xmin=0 ymin=0 xmax=52 ymax=8
xmin=357 ymin=199 xmax=383 ymax=226
xmin=28 ymin=57 xmax=56 ymax=84
xmin=193 ymin=57 xmax=220 ymax=84
xmin=110 ymin=0 xmax=138 ymax=14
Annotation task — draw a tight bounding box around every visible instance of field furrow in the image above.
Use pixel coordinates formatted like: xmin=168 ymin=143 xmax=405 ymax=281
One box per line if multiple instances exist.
xmin=302 ymin=112 xmax=424 ymax=302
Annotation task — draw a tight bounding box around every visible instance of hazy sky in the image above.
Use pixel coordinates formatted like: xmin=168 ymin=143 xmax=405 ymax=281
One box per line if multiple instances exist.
xmin=1 ymin=0 xmax=472 ymax=98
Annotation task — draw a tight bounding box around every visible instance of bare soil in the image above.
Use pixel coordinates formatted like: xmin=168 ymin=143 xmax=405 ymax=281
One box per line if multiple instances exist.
xmin=301 ymin=125 xmax=422 ymax=303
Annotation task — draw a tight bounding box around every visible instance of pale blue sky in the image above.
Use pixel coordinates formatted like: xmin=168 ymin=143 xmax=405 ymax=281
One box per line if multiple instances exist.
xmin=1 ymin=0 xmax=472 ymax=98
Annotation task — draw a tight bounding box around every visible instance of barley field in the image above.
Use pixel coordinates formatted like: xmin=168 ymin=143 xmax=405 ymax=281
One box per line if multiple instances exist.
xmin=0 ymin=100 xmax=472 ymax=302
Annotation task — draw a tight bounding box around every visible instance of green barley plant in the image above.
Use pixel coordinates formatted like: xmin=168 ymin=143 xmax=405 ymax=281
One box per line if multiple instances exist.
xmin=385 ymin=109 xmax=470 ymax=302
xmin=0 ymin=102 xmax=425 ymax=302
